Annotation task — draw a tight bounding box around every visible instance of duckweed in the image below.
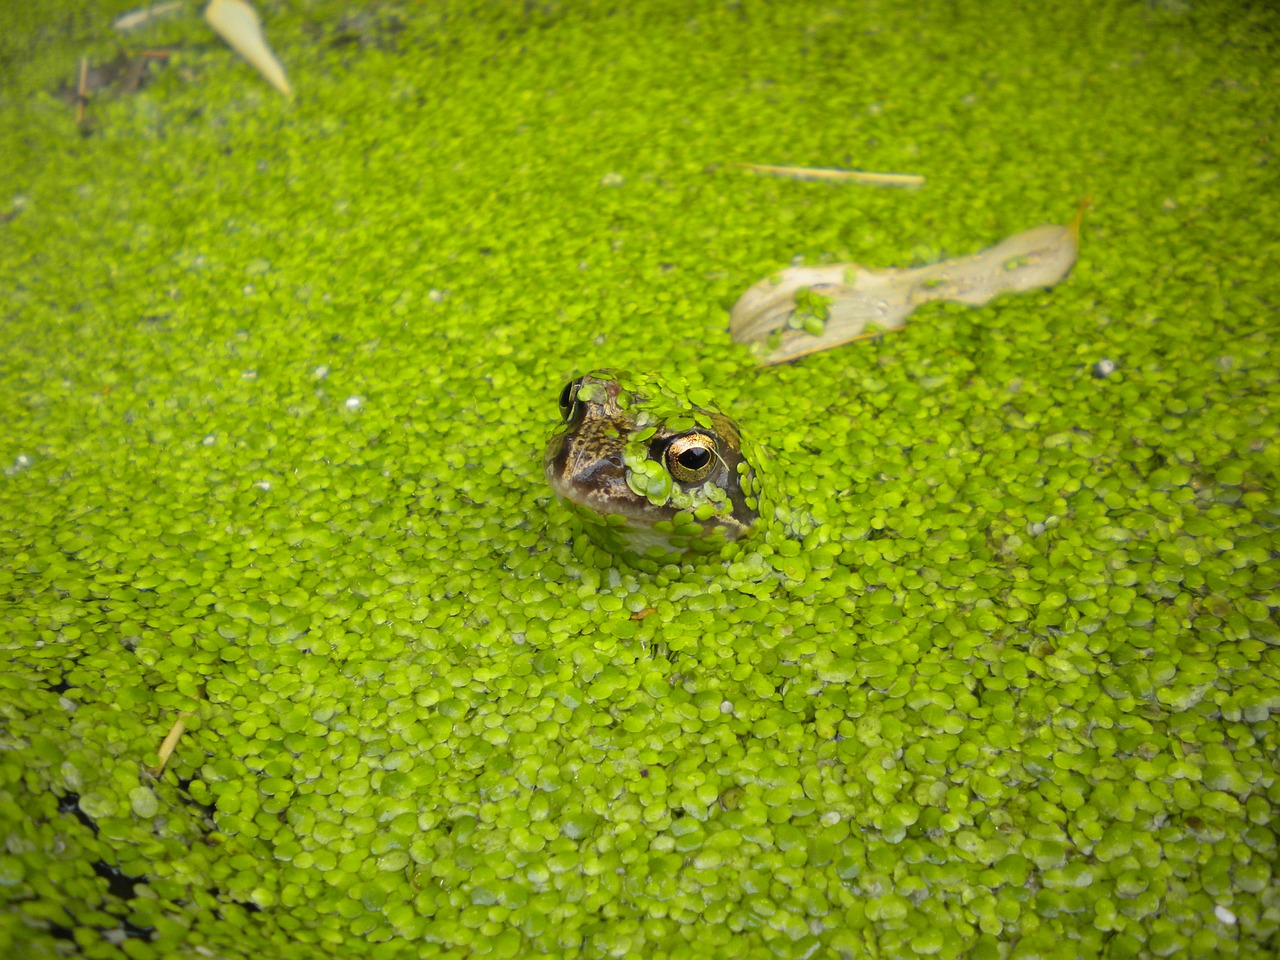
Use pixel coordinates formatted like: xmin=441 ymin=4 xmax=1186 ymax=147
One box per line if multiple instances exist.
xmin=2 ymin=0 xmax=1279 ymax=957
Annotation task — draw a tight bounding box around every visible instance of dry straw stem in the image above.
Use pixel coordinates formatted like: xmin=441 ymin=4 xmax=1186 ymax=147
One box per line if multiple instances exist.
xmin=149 ymin=712 xmax=191 ymax=777
xmin=75 ymin=57 xmax=88 ymax=126
xmin=735 ymin=162 xmax=926 ymax=187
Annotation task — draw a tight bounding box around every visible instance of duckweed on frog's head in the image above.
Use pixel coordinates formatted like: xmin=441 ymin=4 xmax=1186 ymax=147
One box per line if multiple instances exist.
xmin=544 ymin=369 xmax=770 ymax=566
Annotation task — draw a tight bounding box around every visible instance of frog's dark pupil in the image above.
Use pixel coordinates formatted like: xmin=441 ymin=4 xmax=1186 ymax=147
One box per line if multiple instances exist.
xmin=559 ymin=379 xmax=581 ymax=422
xmin=662 ymin=432 xmax=719 ymax=484
xmin=676 ymin=447 xmax=711 ymax=470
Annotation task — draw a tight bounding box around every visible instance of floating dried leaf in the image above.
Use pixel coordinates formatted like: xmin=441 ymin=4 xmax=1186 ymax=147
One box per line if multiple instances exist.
xmin=205 ymin=0 xmax=293 ymax=97
xmin=735 ymin=162 xmax=925 ymax=187
xmin=730 ymin=202 xmax=1087 ymax=365
xmin=113 ymin=1 xmax=183 ymax=32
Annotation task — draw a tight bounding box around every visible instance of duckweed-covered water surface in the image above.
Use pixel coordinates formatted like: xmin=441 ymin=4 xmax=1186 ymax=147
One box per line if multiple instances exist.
xmin=2 ymin=1 xmax=1278 ymax=957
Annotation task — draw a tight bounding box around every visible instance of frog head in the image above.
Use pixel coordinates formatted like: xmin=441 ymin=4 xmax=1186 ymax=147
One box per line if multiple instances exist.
xmin=544 ymin=369 xmax=769 ymax=566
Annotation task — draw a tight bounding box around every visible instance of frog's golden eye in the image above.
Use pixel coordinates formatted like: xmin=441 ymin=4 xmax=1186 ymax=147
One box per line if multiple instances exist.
xmin=664 ymin=433 xmax=718 ymax=484
xmin=558 ymin=377 xmax=584 ymax=424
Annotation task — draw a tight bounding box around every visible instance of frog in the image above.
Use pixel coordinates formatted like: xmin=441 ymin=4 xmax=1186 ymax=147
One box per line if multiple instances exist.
xmin=543 ymin=369 xmax=772 ymax=567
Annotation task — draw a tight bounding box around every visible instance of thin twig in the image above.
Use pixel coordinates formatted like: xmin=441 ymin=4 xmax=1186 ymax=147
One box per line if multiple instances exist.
xmin=123 ymin=49 xmax=171 ymax=94
xmin=149 ymin=712 xmax=190 ymax=777
xmin=75 ymin=57 xmax=89 ymax=126
xmin=735 ymin=162 xmax=925 ymax=187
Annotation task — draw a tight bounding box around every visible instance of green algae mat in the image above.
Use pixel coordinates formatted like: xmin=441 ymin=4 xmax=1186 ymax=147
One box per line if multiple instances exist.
xmin=2 ymin=1 xmax=1278 ymax=957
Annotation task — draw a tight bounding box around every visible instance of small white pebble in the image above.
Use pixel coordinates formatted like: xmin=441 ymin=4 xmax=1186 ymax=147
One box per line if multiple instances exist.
xmin=254 ymin=480 xmax=272 ymax=491
xmin=720 ymin=700 xmax=734 ymax=715
xmin=345 ymin=396 xmax=363 ymax=410
xmin=312 ymin=365 xmax=330 ymax=380
xmin=1092 ymin=358 xmax=1118 ymax=378
xmin=202 ymin=435 xmax=217 ymax=445
xmin=1214 ymin=905 xmax=1236 ymax=925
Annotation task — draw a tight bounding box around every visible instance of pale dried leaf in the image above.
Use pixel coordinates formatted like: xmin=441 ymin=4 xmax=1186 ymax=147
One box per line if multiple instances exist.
xmin=113 ymin=2 xmax=183 ymax=32
xmin=205 ymin=0 xmax=293 ymax=97
xmin=730 ymin=204 xmax=1085 ymax=365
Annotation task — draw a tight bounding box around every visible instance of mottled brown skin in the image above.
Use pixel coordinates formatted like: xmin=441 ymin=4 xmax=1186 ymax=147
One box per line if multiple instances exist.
xmin=544 ymin=371 xmax=758 ymax=559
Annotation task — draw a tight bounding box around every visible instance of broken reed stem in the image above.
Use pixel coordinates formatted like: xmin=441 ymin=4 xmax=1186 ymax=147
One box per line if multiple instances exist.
xmin=75 ymin=57 xmax=89 ymax=126
xmin=150 ymin=711 xmax=191 ymax=777
xmin=735 ymin=162 xmax=926 ymax=187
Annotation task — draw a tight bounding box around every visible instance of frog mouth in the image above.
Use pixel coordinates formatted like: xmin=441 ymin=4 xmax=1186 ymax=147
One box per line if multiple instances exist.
xmin=544 ymin=444 xmax=671 ymax=527
xmin=549 ymin=481 xmax=665 ymax=525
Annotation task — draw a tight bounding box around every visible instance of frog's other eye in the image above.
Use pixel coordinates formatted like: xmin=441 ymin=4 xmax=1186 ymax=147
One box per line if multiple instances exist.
xmin=558 ymin=377 xmax=584 ymax=424
xmin=663 ymin=433 xmax=718 ymax=484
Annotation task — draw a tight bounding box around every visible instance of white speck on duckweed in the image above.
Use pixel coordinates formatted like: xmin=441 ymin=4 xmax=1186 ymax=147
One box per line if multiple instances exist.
xmin=4 ymin=454 xmax=32 ymax=476
xmin=0 ymin=0 xmax=1278 ymax=958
